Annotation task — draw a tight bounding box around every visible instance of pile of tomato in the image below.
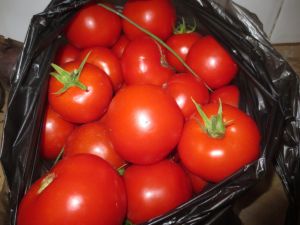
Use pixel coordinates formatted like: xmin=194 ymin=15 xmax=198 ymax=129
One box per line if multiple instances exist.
xmin=17 ymin=1 xmax=261 ymax=225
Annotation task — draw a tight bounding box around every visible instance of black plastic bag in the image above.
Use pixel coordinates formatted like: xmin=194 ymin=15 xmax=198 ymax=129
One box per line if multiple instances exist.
xmin=0 ymin=0 xmax=299 ymax=224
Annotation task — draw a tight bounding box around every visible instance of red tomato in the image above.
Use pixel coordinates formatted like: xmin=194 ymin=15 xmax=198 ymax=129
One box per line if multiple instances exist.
xmin=121 ymin=36 xmax=174 ymax=86
xmin=111 ymin=35 xmax=130 ymax=58
xmin=122 ymin=0 xmax=176 ymax=41
xmin=40 ymin=106 xmax=75 ymax=160
xmin=17 ymin=154 xmax=127 ymax=225
xmin=48 ymin=60 xmax=113 ymax=124
xmin=183 ymin=167 xmax=208 ymax=194
xmin=124 ymin=160 xmax=192 ymax=224
xmin=106 ymin=85 xmax=184 ymax=165
xmin=66 ymin=4 xmax=121 ymax=48
xmin=79 ymin=47 xmax=123 ymax=91
xmin=186 ymin=35 xmax=238 ymax=89
xmin=64 ymin=122 xmax=126 ymax=169
xmin=178 ymin=103 xmax=260 ymax=182
xmin=210 ymin=85 xmax=240 ymax=108
xmin=166 ymin=32 xmax=202 ymax=72
xmin=54 ymin=43 xmax=80 ymax=65
xmin=163 ymin=73 xmax=210 ymax=118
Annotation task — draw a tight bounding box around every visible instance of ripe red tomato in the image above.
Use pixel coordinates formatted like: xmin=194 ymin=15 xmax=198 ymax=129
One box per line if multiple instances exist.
xmin=122 ymin=0 xmax=176 ymax=41
xmin=54 ymin=43 xmax=80 ymax=65
xmin=186 ymin=35 xmax=238 ymax=89
xmin=124 ymin=160 xmax=192 ymax=224
xmin=121 ymin=36 xmax=174 ymax=86
xmin=64 ymin=122 xmax=126 ymax=169
xmin=78 ymin=47 xmax=123 ymax=91
xmin=166 ymin=32 xmax=202 ymax=72
xmin=48 ymin=60 xmax=113 ymax=124
xmin=210 ymin=85 xmax=240 ymax=107
xmin=40 ymin=106 xmax=75 ymax=160
xmin=17 ymin=154 xmax=127 ymax=225
xmin=66 ymin=4 xmax=121 ymax=48
xmin=178 ymin=103 xmax=260 ymax=183
xmin=183 ymin=167 xmax=208 ymax=194
xmin=106 ymin=85 xmax=184 ymax=165
xmin=163 ymin=73 xmax=210 ymax=118
xmin=112 ymin=35 xmax=130 ymax=58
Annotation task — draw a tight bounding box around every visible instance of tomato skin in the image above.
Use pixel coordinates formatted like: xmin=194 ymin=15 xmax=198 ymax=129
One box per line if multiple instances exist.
xmin=40 ymin=106 xmax=75 ymax=160
xmin=66 ymin=4 xmax=121 ymax=48
xmin=186 ymin=35 xmax=238 ymax=89
xmin=48 ymin=61 xmax=113 ymax=124
xmin=122 ymin=0 xmax=176 ymax=41
xmin=112 ymin=35 xmax=130 ymax=58
xmin=17 ymin=155 xmax=127 ymax=225
xmin=210 ymin=85 xmax=240 ymax=107
xmin=64 ymin=122 xmax=126 ymax=169
xmin=106 ymin=85 xmax=184 ymax=165
xmin=54 ymin=43 xmax=80 ymax=65
xmin=178 ymin=103 xmax=260 ymax=183
xmin=163 ymin=73 xmax=209 ymax=118
xmin=184 ymin=168 xmax=208 ymax=194
xmin=166 ymin=32 xmax=202 ymax=72
xmin=124 ymin=160 xmax=192 ymax=224
xmin=79 ymin=47 xmax=123 ymax=91
xmin=121 ymin=36 xmax=174 ymax=86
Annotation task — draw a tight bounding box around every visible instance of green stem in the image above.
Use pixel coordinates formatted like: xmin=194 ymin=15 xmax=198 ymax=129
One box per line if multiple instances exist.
xmin=97 ymin=3 xmax=211 ymax=91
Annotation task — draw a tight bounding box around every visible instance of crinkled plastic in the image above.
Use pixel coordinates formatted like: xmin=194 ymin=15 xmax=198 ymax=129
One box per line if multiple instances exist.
xmin=0 ymin=0 xmax=299 ymax=224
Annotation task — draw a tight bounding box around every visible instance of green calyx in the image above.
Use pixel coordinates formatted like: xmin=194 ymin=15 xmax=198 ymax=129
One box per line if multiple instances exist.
xmin=174 ymin=17 xmax=197 ymax=34
xmin=50 ymin=52 xmax=91 ymax=95
xmin=37 ymin=173 xmax=56 ymax=194
xmin=192 ymin=98 xmax=229 ymax=139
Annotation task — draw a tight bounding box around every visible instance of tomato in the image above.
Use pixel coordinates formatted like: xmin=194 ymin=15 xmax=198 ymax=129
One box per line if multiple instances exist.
xmin=186 ymin=35 xmax=238 ymax=89
xmin=163 ymin=73 xmax=210 ymax=118
xmin=183 ymin=167 xmax=208 ymax=194
xmin=124 ymin=160 xmax=192 ymax=224
xmin=48 ymin=60 xmax=113 ymax=124
xmin=79 ymin=47 xmax=123 ymax=91
xmin=66 ymin=4 xmax=121 ymax=48
xmin=106 ymin=85 xmax=184 ymax=164
xmin=17 ymin=154 xmax=127 ymax=225
xmin=64 ymin=122 xmax=126 ymax=169
xmin=111 ymin=35 xmax=130 ymax=58
xmin=121 ymin=36 xmax=174 ymax=86
xmin=54 ymin=43 xmax=80 ymax=65
xmin=40 ymin=106 xmax=75 ymax=160
xmin=178 ymin=102 xmax=260 ymax=182
xmin=210 ymin=85 xmax=240 ymax=107
xmin=122 ymin=0 xmax=176 ymax=41
xmin=166 ymin=32 xmax=202 ymax=72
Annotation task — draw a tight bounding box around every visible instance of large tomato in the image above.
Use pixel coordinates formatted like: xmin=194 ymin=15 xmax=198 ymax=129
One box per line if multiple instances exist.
xmin=178 ymin=102 xmax=260 ymax=182
xmin=121 ymin=36 xmax=174 ymax=86
xmin=122 ymin=0 xmax=176 ymax=41
xmin=48 ymin=60 xmax=113 ymax=124
xmin=40 ymin=106 xmax=75 ymax=160
xmin=79 ymin=47 xmax=123 ymax=91
xmin=124 ymin=160 xmax=192 ymax=224
xmin=66 ymin=4 xmax=121 ymax=48
xmin=64 ymin=122 xmax=126 ymax=169
xmin=210 ymin=85 xmax=240 ymax=108
xmin=106 ymin=85 xmax=184 ymax=164
xmin=166 ymin=32 xmax=202 ymax=72
xmin=186 ymin=35 xmax=238 ymax=89
xmin=163 ymin=73 xmax=209 ymax=119
xmin=17 ymin=154 xmax=127 ymax=225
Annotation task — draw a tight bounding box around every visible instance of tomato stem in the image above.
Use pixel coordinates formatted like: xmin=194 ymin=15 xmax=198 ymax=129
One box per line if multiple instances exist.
xmin=174 ymin=17 xmax=197 ymax=34
xmin=53 ymin=148 xmax=64 ymax=166
xmin=97 ymin=3 xmax=212 ymax=91
xmin=37 ymin=173 xmax=56 ymax=194
xmin=50 ymin=52 xmax=91 ymax=94
xmin=191 ymin=98 xmax=226 ymax=138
